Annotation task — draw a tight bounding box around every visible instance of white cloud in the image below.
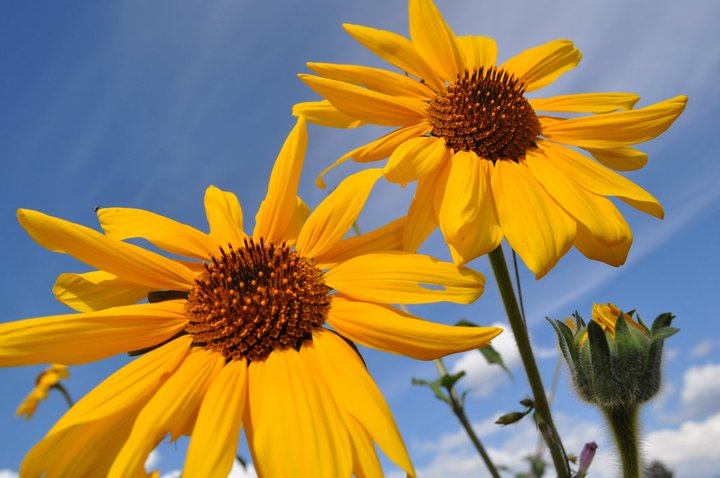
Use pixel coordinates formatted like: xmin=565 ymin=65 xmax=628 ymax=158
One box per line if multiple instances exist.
xmin=145 ymin=449 xmax=160 ymax=469
xmin=645 ymin=411 xmax=720 ymax=477
xmin=161 ymin=462 xmax=257 ymax=478
xmin=681 ymin=363 xmax=720 ymax=418
xmin=690 ymin=340 xmax=715 ymax=359
xmin=404 ymin=412 xmax=618 ymax=478
xmin=0 ymin=470 xmax=18 ymax=478
xmin=449 ymin=323 xmax=556 ymax=397
xmin=449 ymin=322 xmax=520 ymax=397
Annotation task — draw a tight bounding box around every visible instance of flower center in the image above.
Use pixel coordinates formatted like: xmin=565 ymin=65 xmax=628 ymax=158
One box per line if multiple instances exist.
xmin=428 ymin=66 xmax=541 ymax=162
xmin=185 ymin=238 xmax=330 ymax=362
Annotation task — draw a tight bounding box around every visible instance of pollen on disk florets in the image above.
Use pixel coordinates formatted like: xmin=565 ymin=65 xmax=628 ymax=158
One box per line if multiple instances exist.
xmin=428 ymin=66 xmax=542 ymax=162
xmin=185 ymin=238 xmax=330 ymax=362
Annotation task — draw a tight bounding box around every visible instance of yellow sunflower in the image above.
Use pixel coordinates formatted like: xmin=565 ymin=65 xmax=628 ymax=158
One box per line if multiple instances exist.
xmin=295 ymin=0 xmax=687 ymax=278
xmin=16 ymin=364 xmax=69 ymax=419
xmin=0 ymin=118 xmax=500 ymax=478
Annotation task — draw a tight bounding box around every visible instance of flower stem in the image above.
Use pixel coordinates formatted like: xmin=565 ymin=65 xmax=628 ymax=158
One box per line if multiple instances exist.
xmin=434 ymin=358 xmax=501 ymax=478
xmin=51 ymin=383 xmax=74 ymax=409
xmin=602 ymin=405 xmax=641 ymax=478
xmin=487 ymin=245 xmax=570 ymax=478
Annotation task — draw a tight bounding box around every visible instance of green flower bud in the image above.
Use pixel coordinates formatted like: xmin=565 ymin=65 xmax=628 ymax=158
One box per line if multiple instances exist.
xmin=548 ymin=303 xmax=678 ymax=408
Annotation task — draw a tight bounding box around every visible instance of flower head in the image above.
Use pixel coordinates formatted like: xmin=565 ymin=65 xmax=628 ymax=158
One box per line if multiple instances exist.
xmin=16 ymin=364 xmax=69 ymax=419
xmin=296 ymin=0 xmax=687 ymax=278
xmin=549 ymin=304 xmax=677 ymax=407
xmin=1 ymin=118 xmax=500 ymax=478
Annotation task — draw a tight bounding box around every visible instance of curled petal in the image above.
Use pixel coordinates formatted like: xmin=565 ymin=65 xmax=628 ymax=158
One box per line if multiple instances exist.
xmin=501 ymin=40 xmax=581 ymax=92
xmin=204 ymin=186 xmax=246 ymax=247
xmin=54 ymin=270 xmax=150 ymax=312
xmin=292 ymin=100 xmax=365 ymax=128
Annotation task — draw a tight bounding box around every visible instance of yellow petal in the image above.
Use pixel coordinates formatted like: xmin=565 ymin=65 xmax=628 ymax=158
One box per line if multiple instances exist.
xmin=446 ymin=159 xmax=503 ymax=264
xmin=24 ymin=408 xmax=140 ymax=478
xmin=586 ymin=146 xmax=648 ymax=171
xmin=344 ymin=414 xmax=385 ymax=478
xmin=404 ymin=160 xmax=448 ymax=252
xmin=40 ymin=336 xmax=191 ymax=436
xmin=384 ymin=136 xmax=450 ymax=183
xmin=254 ymin=117 xmax=307 ymax=244
xmin=292 ymin=100 xmax=365 ymax=128
xmin=324 ymin=252 xmax=485 ymax=304
xmin=501 ymin=40 xmax=581 ymax=92
xmin=312 ymin=330 xmax=415 ymax=476
xmin=109 ymin=348 xmax=225 ymax=478
xmin=307 ymin=62 xmax=435 ymax=100
xmin=204 ymin=186 xmax=246 ymax=247
xmin=574 ymin=220 xmax=632 ymax=267
xmin=316 ymin=123 xmax=431 ymax=189
xmin=529 ymin=92 xmax=640 ymax=114
xmin=525 ymin=148 xmax=630 ymax=246
xmin=492 ymin=159 xmax=576 ymax=278
xmin=98 ymin=207 xmax=218 ymax=260
xmin=0 ymin=301 xmax=188 ymax=366
xmin=246 ymin=347 xmax=353 ymax=478
xmin=439 ymin=151 xmax=481 ymax=242
xmin=184 ymin=359 xmax=248 ymax=478
xmin=282 ymin=196 xmax=311 ymax=245
xmin=327 ymin=295 xmax=502 ymax=360
xmin=316 ymin=217 xmax=406 ymax=268
xmin=540 ymin=141 xmax=664 ymax=218
xmin=300 ymin=74 xmax=428 ymax=126
xmin=343 ymin=23 xmax=444 ymax=90
xmin=18 ymin=209 xmax=196 ymax=290
xmin=409 ymin=0 xmax=464 ymax=83
xmin=541 ymin=95 xmax=687 ymax=148
xmin=53 ymin=270 xmax=150 ymax=312
xmin=457 ymin=35 xmax=498 ymax=70
xmin=296 ymin=169 xmax=383 ymax=258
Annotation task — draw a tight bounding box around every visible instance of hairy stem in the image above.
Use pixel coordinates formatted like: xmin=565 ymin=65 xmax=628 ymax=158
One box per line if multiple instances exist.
xmin=603 ymin=405 xmax=641 ymax=478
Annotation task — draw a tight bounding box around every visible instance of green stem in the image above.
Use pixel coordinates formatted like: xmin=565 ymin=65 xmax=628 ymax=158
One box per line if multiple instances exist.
xmin=603 ymin=405 xmax=641 ymax=478
xmin=434 ymin=359 xmax=501 ymax=478
xmin=51 ymin=383 xmax=74 ymax=409
xmin=487 ymin=246 xmax=569 ymax=478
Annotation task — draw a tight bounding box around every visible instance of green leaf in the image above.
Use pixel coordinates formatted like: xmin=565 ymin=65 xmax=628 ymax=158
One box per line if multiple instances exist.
xmin=411 ymin=377 xmax=450 ymax=404
xmin=479 ymin=343 xmax=513 ymax=380
xmin=440 ymin=371 xmax=466 ymax=390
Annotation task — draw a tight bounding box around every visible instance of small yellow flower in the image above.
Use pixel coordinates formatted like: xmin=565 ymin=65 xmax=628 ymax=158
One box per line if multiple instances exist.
xmin=1 ymin=118 xmax=500 ymax=478
xmin=296 ymin=0 xmax=686 ymax=278
xmin=16 ymin=364 xmax=69 ymax=419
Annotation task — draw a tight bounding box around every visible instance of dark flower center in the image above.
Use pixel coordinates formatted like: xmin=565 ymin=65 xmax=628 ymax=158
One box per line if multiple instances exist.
xmin=428 ymin=66 xmax=541 ymax=162
xmin=185 ymin=238 xmax=330 ymax=362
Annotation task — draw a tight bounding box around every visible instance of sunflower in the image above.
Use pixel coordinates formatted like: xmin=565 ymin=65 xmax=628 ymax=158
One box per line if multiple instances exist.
xmin=295 ymin=0 xmax=687 ymax=278
xmin=0 ymin=118 xmax=500 ymax=478
xmin=16 ymin=364 xmax=69 ymax=419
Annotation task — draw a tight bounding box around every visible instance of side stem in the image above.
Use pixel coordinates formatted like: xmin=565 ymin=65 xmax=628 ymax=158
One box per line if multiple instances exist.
xmin=602 ymin=405 xmax=641 ymax=478
xmin=434 ymin=359 xmax=501 ymax=478
xmin=487 ymin=246 xmax=569 ymax=477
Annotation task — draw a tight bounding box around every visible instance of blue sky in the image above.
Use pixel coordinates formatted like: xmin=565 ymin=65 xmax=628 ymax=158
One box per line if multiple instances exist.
xmin=1 ymin=0 xmax=719 ymax=476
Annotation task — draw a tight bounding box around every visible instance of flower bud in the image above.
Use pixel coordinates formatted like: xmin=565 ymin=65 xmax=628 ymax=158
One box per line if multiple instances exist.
xmin=548 ymin=304 xmax=677 ymax=407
